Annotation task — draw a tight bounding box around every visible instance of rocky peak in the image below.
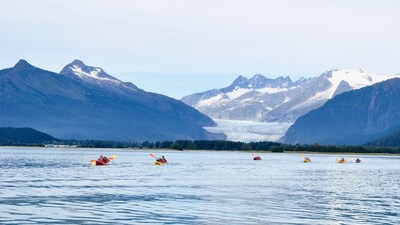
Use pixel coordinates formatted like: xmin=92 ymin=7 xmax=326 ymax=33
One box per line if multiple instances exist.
xmin=231 ymin=75 xmax=248 ymax=86
xmin=13 ymin=59 xmax=34 ymax=71
xmin=70 ymin=59 xmax=86 ymax=68
xmin=60 ymin=60 xmax=120 ymax=83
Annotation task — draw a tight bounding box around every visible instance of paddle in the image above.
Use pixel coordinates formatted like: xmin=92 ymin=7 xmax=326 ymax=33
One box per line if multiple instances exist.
xmin=347 ymin=158 xmax=354 ymax=163
xmin=150 ymin=153 xmax=159 ymax=163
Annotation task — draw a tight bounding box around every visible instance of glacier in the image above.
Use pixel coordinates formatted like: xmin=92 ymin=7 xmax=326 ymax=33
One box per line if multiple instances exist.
xmin=204 ymin=119 xmax=292 ymax=143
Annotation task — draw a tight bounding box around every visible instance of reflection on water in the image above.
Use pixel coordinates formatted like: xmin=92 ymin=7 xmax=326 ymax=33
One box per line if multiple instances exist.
xmin=0 ymin=147 xmax=399 ymax=224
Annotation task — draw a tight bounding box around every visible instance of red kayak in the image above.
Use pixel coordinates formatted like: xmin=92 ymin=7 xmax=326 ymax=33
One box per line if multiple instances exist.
xmin=91 ymin=155 xmax=116 ymax=166
xmin=253 ymin=156 xmax=262 ymax=160
xmin=94 ymin=159 xmax=109 ymax=166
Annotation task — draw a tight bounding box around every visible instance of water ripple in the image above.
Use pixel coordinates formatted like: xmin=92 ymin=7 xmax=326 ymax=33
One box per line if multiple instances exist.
xmin=0 ymin=148 xmax=399 ymax=224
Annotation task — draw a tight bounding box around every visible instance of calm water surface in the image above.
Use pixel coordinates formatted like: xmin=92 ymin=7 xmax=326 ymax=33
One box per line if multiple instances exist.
xmin=0 ymin=147 xmax=399 ymax=224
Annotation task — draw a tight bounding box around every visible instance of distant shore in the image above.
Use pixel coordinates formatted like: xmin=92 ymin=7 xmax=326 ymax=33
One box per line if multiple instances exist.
xmin=2 ymin=146 xmax=400 ymax=156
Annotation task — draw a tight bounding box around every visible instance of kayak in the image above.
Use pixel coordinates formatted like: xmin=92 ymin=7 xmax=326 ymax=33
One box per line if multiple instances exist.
xmin=154 ymin=161 xmax=167 ymax=165
xmin=91 ymin=155 xmax=116 ymax=166
xmin=253 ymin=157 xmax=262 ymax=160
xmin=336 ymin=159 xmax=346 ymax=164
xmin=94 ymin=160 xmax=108 ymax=166
xmin=303 ymin=160 xmax=311 ymax=163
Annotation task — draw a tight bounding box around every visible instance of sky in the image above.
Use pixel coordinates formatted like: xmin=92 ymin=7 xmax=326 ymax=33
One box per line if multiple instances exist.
xmin=1 ymin=0 xmax=400 ymax=99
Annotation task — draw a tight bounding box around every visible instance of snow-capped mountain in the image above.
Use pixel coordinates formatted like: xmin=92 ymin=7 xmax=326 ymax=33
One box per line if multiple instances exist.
xmin=285 ymin=77 xmax=400 ymax=145
xmin=181 ymin=69 xmax=400 ymax=123
xmin=0 ymin=59 xmax=221 ymax=142
xmin=61 ymin=59 xmax=121 ymax=83
xmin=60 ymin=59 xmax=139 ymax=93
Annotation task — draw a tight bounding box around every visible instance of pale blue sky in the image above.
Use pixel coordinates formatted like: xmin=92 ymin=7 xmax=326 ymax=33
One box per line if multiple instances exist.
xmin=1 ymin=0 xmax=399 ymax=98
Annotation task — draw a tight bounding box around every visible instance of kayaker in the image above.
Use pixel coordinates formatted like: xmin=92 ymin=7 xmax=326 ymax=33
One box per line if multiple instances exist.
xmin=339 ymin=158 xmax=345 ymax=163
xmin=304 ymin=157 xmax=311 ymax=162
xmin=98 ymin=155 xmax=109 ymax=163
xmin=253 ymin=155 xmax=261 ymax=160
xmin=103 ymin=156 xmax=109 ymax=163
xmin=356 ymin=158 xmax=361 ymax=163
xmin=156 ymin=157 xmax=163 ymax=163
xmin=155 ymin=156 xmax=167 ymax=163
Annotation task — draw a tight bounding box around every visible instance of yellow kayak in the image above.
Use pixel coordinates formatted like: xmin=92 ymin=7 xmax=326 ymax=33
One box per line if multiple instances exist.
xmin=154 ymin=161 xmax=167 ymax=166
xmin=336 ymin=159 xmax=346 ymax=164
xmin=303 ymin=157 xmax=311 ymax=163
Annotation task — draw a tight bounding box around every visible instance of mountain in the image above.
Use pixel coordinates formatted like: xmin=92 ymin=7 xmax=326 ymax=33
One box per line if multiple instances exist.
xmin=0 ymin=127 xmax=57 ymax=144
xmin=284 ymin=78 xmax=400 ymax=145
xmin=365 ymin=127 xmax=400 ymax=147
xmin=181 ymin=69 xmax=399 ymax=123
xmin=60 ymin=59 xmax=140 ymax=94
xmin=0 ymin=59 xmax=222 ymax=142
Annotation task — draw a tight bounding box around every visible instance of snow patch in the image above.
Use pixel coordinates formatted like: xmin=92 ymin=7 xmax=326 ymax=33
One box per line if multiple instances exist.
xmin=283 ymin=96 xmax=291 ymax=103
xmin=256 ymin=87 xmax=289 ymax=94
xmin=294 ymin=69 xmax=398 ymax=110
xmin=225 ymin=88 xmax=251 ymax=99
xmin=224 ymin=87 xmax=289 ymax=100
xmin=196 ymin=94 xmax=225 ymax=107
xmin=327 ymin=69 xmax=374 ymax=93
xmin=70 ymin=65 xmax=120 ymax=84
xmin=326 ymin=69 xmax=398 ymax=96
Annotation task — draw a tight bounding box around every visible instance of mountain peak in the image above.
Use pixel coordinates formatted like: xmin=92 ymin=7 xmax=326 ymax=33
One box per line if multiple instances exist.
xmin=232 ymin=75 xmax=248 ymax=84
xmin=14 ymin=59 xmax=33 ymax=70
xmin=60 ymin=60 xmax=121 ymax=84
xmin=71 ymin=59 xmax=85 ymax=67
xmin=251 ymin=74 xmax=266 ymax=80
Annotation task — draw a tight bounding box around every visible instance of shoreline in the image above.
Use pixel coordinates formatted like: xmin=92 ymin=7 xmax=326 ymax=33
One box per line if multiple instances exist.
xmin=1 ymin=146 xmax=400 ymax=156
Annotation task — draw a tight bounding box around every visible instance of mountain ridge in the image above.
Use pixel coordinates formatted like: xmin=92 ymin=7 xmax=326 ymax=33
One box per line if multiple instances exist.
xmin=181 ymin=69 xmax=399 ymax=123
xmin=0 ymin=127 xmax=57 ymax=144
xmin=284 ymin=78 xmax=400 ymax=145
xmin=0 ymin=60 xmax=222 ymax=142
xmin=366 ymin=126 xmax=400 ymax=147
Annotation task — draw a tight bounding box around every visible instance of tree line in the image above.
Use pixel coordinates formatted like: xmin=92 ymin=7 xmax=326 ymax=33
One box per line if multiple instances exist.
xmin=3 ymin=139 xmax=400 ymax=154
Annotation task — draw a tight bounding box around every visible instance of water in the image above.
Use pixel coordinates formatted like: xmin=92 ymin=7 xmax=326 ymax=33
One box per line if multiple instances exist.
xmin=0 ymin=147 xmax=399 ymax=224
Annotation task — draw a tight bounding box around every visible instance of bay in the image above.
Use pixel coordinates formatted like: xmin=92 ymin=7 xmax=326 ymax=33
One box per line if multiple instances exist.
xmin=0 ymin=147 xmax=399 ymax=224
